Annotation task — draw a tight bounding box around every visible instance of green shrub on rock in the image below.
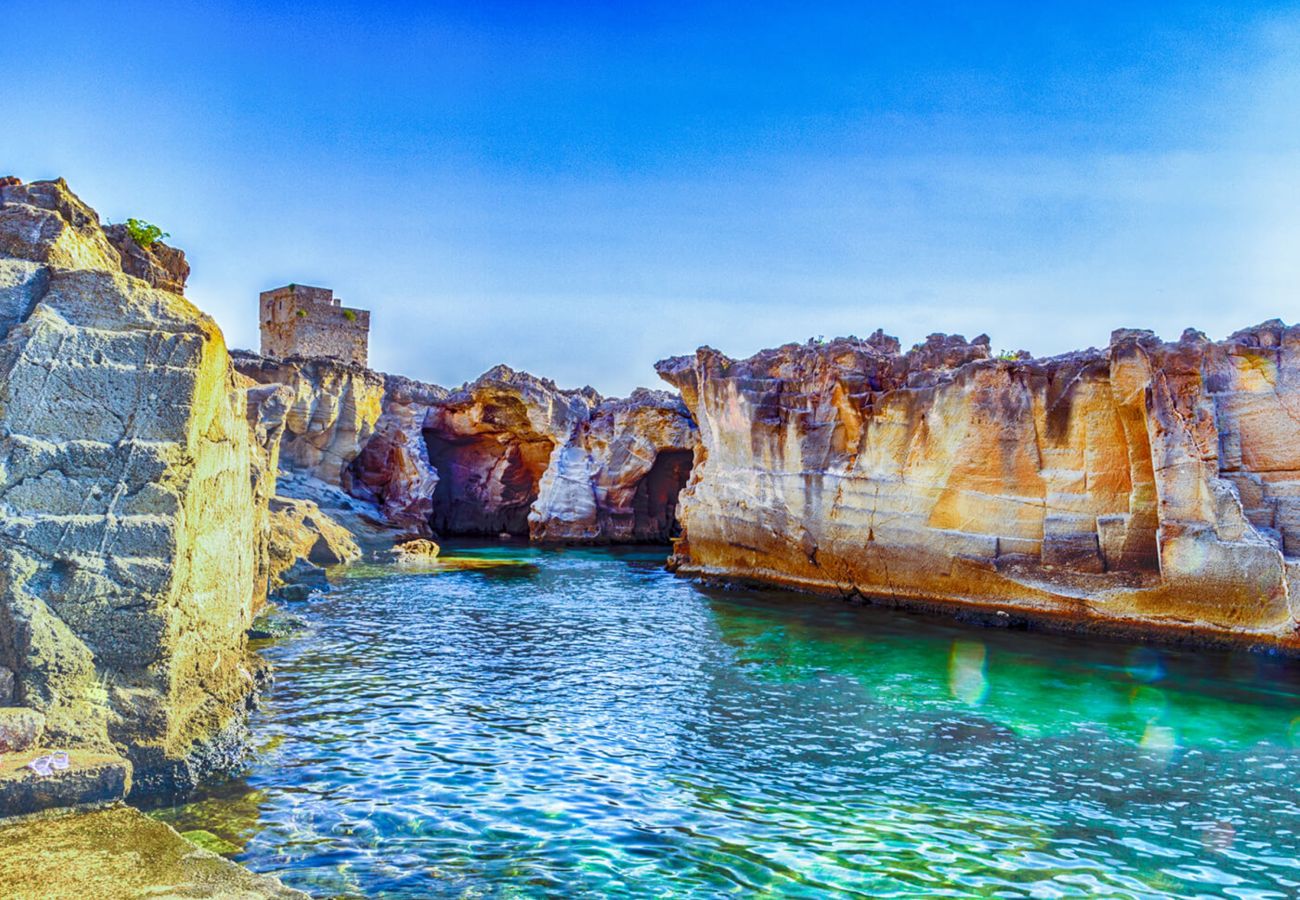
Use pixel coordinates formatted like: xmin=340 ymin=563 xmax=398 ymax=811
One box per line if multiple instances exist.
xmin=124 ymin=218 xmax=169 ymax=249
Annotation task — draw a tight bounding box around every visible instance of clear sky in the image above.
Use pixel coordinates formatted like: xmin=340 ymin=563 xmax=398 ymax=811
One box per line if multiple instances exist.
xmin=4 ymin=1 xmax=1299 ymax=396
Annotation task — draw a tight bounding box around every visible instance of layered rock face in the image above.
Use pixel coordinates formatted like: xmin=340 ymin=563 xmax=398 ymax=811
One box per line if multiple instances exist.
xmin=238 ymin=356 xmax=701 ymax=544
xmin=531 ymin=389 xmax=698 ymax=542
xmin=423 ymin=366 xmax=597 ymax=535
xmin=657 ymin=326 xmax=1300 ymax=648
xmin=423 ymin=367 xmax=699 ymax=542
xmin=347 ymin=373 xmax=447 ymax=531
xmin=0 ymin=178 xmax=264 ymax=794
xmin=233 ymin=353 xmax=447 ymax=537
xmin=232 ymin=351 xmax=386 ymax=485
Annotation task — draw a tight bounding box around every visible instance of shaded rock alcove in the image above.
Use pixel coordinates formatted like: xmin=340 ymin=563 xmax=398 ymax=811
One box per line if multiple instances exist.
xmin=420 ymin=366 xmax=592 ymax=537
xmin=424 ymin=428 xmax=556 ymax=535
xmin=631 ymin=449 xmax=694 ymax=541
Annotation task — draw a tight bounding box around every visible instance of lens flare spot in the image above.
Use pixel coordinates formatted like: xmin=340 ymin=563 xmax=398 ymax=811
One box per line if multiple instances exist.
xmin=1126 ymin=647 xmax=1165 ymax=683
xmin=1130 ymin=685 xmax=1168 ymax=723
xmin=1139 ymin=723 xmax=1178 ymax=762
xmin=949 ymin=640 xmax=988 ymax=705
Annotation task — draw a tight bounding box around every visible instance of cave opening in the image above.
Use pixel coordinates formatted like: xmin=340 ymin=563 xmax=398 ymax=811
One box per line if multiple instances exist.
xmin=423 ymin=431 xmax=554 ymax=536
xmin=631 ymin=449 xmax=694 ymax=542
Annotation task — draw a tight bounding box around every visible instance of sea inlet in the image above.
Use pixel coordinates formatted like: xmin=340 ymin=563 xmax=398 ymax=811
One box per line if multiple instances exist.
xmin=153 ymin=545 xmax=1300 ymax=898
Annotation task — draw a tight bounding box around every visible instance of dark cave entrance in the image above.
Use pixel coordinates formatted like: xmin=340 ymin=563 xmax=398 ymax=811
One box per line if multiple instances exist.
xmin=631 ymin=450 xmax=694 ymax=542
xmin=423 ymin=431 xmax=554 ymax=536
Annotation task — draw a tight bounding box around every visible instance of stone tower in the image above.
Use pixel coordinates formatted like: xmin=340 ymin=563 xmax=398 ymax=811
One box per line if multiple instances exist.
xmin=259 ymin=284 xmax=370 ymax=367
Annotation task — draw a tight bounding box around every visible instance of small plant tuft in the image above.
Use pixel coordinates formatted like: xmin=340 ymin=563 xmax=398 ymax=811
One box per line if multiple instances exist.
xmin=996 ymin=349 xmax=1019 ymax=361
xmin=295 ymin=308 xmax=307 ymax=318
xmin=125 ymin=218 xmax=169 ymax=249
xmin=342 ymin=309 xmax=357 ymax=322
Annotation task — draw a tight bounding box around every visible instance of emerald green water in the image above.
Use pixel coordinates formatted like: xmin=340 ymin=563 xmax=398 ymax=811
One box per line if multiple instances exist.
xmin=154 ymin=545 xmax=1300 ymax=898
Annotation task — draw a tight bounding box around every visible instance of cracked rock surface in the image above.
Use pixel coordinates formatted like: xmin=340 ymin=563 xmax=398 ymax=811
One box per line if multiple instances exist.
xmin=658 ymin=327 xmax=1300 ymax=649
xmin=0 ymin=177 xmax=265 ymax=800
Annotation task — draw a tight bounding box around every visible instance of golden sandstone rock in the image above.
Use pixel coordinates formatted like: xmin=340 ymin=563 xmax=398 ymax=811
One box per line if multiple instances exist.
xmin=0 ymin=805 xmax=307 ymax=899
xmin=657 ymin=327 xmax=1300 ymax=650
xmin=0 ymin=178 xmax=264 ymax=796
xmin=232 ymin=351 xmax=387 ymax=486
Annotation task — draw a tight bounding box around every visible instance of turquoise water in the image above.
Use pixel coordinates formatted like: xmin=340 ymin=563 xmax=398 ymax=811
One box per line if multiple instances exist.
xmin=154 ymin=545 xmax=1300 ymax=898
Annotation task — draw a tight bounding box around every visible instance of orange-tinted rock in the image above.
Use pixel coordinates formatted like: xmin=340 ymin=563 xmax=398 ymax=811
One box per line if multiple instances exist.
xmin=423 ymin=366 xmax=595 ymax=535
xmin=346 ymin=374 xmax=447 ymax=532
xmin=657 ymin=325 xmax=1300 ymax=649
xmin=422 ymin=368 xmax=699 ymax=542
xmin=103 ymin=224 xmax=190 ymax=294
xmin=0 ymin=178 xmax=266 ymax=797
xmin=231 ymin=352 xmax=386 ymax=485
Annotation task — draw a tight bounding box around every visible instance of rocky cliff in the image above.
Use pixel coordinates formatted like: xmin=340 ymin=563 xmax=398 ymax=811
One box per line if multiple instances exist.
xmin=424 ymin=366 xmax=698 ymax=542
xmin=0 ymin=178 xmax=267 ymax=794
xmin=348 ymin=373 xmax=448 ymax=532
xmin=237 ymin=355 xmax=701 ymax=545
xmin=231 ymin=352 xmax=387 ymax=486
xmin=233 ymin=353 xmax=447 ymax=537
xmin=657 ymin=326 xmax=1300 ymax=650
xmin=422 ymin=366 xmax=598 ymax=535
xmin=530 ymin=389 xmax=697 ymax=542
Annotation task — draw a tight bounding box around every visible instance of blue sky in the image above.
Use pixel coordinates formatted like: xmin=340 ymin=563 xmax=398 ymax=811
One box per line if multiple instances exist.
xmin=4 ymin=1 xmax=1299 ymax=395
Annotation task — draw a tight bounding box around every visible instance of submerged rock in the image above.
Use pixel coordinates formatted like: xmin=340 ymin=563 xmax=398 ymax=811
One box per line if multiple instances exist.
xmin=272 ymin=559 xmax=330 ymax=603
xmin=658 ymin=328 xmax=1300 ymax=649
xmin=247 ymin=607 xmax=307 ymax=640
xmin=0 ymin=805 xmax=307 ymax=898
xmin=392 ymin=537 xmax=441 ymax=560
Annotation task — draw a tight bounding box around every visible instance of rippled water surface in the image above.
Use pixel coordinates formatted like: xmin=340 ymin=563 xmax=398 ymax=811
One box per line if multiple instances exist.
xmin=154 ymin=545 xmax=1300 ymax=898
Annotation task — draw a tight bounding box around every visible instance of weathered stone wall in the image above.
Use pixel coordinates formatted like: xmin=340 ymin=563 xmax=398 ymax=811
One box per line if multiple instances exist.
xmin=234 ymin=356 xmax=702 ymax=544
xmin=658 ymin=326 xmax=1300 ymax=651
xmin=423 ymin=366 xmax=594 ymax=536
xmin=348 ymin=373 xmax=448 ymax=532
xmin=259 ymin=285 xmax=369 ymax=367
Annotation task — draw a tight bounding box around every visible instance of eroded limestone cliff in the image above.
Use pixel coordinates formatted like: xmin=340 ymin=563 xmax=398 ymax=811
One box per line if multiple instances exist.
xmin=0 ymin=178 xmax=266 ymax=794
xmin=657 ymin=327 xmax=1300 ymax=649
xmin=237 ymin=355 xmax=701 ymax=545
xmin=530 ymin=389 xmax=697 ymax=543
xmin=424 ymin=366 xmax=698 ymax=542
xmin=232 ymin=351 xmax=387 ymax=486
xmin=348 ymin=373 xmax=448 ymax=532
xmin=423 ymin=366 xmax=598 ymax=536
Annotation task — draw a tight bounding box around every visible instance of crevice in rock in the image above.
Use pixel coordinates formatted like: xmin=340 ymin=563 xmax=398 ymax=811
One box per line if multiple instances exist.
xmin=630 ymin=449 xmax=693 ymax=542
